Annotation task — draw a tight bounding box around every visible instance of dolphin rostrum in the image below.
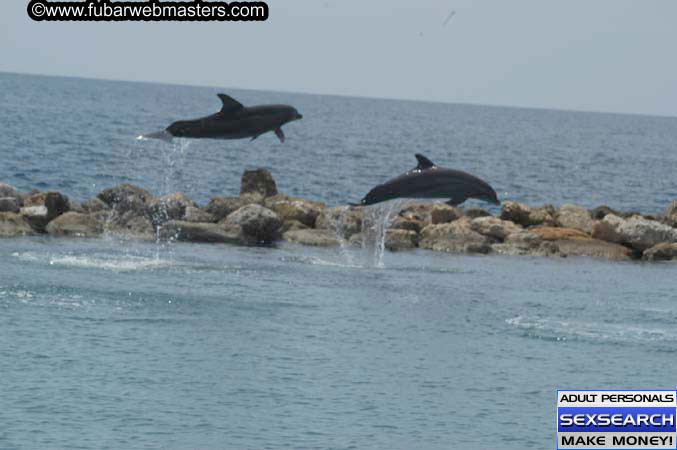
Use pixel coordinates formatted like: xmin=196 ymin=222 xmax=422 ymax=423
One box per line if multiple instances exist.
xmin=355 ymin=154 xmax=500 ymax=207
xmin=139 ymin=94 xmax=303 ymax=143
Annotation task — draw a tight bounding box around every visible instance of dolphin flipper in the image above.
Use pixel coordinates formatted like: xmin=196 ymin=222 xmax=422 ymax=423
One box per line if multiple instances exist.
xmin=275 ymin=128 xmax=285 ymax=143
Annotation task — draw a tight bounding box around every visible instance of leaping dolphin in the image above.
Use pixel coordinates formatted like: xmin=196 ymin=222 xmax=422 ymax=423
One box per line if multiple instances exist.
xmin=139 ymin=94 xmax=303 ymax=143
xmin=355 ymin=154 xmax=500 ymax=207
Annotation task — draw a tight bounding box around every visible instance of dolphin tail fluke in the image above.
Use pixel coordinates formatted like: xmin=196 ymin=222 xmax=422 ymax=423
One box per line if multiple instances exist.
xmin=137 ymin=130 xmax=174 ymax=142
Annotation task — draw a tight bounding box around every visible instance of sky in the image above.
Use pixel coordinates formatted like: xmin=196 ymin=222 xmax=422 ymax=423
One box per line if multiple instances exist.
xmin=1 ymin=0 xmax=676 ymax=117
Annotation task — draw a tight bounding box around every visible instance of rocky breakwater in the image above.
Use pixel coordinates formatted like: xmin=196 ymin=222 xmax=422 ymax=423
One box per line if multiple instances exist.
xmin=2 ymin=174 xmax=677 ymax=262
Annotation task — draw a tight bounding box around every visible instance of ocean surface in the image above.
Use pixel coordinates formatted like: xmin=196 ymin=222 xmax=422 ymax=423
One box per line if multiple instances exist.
xmin=1 ymin=72 xmax=677 ymax=449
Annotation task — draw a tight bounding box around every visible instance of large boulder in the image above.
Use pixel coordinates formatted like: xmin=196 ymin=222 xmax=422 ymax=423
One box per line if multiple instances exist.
xmin=80 ymin=197 xmax=109 ymax=214
xmin=643 ymin=243 xmax=677 ymax=262
xmin=315 ymin=206 xmax=362 ymax=239
xmin=398 ymin=202 xmax=462 ymax=224
xmin=500 ymin=201 xmax=556 ymax=227
xmin=665 ymin=200 xmax=677 ymax=227
xmin=0 ymin=212 xmax=35 ymax=237
xmin=147 ymin=192 xmax=196 ymax=227
xmin=283 ymin=229 xmax=339 ymax=247
xmin=20 ymin=191 xmax=70 ymax=232
xmin=590 ymin=205 xmax=621 ymax=220
xmin=106 ymin=211 xmax=155 ymax=241
xmin=419 ymin=217 xmax=495 ymax=254
xmin=592 ymin=214 xmax=677 ymax=251
xmin=20 ymin=205 xmax=49 ymax=233
xmin=0 ymin=197 xmax=21 ymax=213
xmin=385 ymin=229 xmax=419 ymax=251
xmin=554 ymin=239 xmax=632 ymax=261
xmin=158 ymin=221 xmax=243 ymax=244
xmin=97 ymin=184 xmax=154 ymax=216
xmin=204 ymin=196 xmax=248 ymax=222
xmin=222 ymin=204 xmax=282 ymax=244
xmin=0 ymin=183 xmax=21 ymax=200
xmin=264 ymin=195 xmax=325 ymax=228
xmin=240 ymin=169 xmax=278 ymax=198
xmin=45 ymin=212 xmax=103 ymax=237
xmin=430 ymin=203 xmax=463 ymax=224
xmin=556 ymin=204 xmax=595 ymax=234
xmin=470 ymin=217 xmax=522 ymax=241
xmin=465 ymin=208 xmax=491 ymax=219
xmin=390 ymin=215 xmax=425 ymax=233
xmin=184 ymin=206 xmax=216 ymax=223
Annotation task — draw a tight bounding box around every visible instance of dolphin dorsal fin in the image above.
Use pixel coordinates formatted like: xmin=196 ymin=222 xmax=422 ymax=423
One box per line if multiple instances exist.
xmin=415 ymin=154 xmax=436 ymax=170
xmin=217 ymin=94 xmax=244 ymax=114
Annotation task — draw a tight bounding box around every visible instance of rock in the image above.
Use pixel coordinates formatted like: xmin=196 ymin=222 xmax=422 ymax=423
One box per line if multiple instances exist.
xmin=184 ymin=206 xmax=216 ymax=223
xmin=22 ymin=191 xmax=70 ymax=225
xmin=398 ymin=202 xmax=436 ymax=223
xmin=240 ymin=169 xmax=278 ymax=198
xmin=44 ymin=192 xmax=70 ymax=221
xmin=222 ymin=204 xmax=282 ymax=244
xmin=465 ymin=208 xmax=491 ymax=219
xmin=390 ymin=216 xmax=425 ymax=233
xmin=665 ymin=200 xmax=677 ymax=227
xmin=45 ymin=212 xmax=103 ymax=237
xmin=430 ymin=203 xmax=463 ymax=224
xmin=204 ymin=196 xmax=248 ymax=222
xmin=20 ymin=205 xmax=49 ymax=233
xmin=147 ymin=192 xmax=196 ymax=227
xmin=592 ymin=214 xmax=677 ymax=251
xmin=0 ymin=197 xmax=20 ymax=213
xmin=0 ymin=183 xmax=21 ymax=200
xmin=419 ymin=217 xmax=496 ymax=254
xmin=316 ymin=206 xmax=362 ymax=238
xmin=80 ymin=197 xmax=109 ymax=214
xmin=643 ymin=243 xmax=677 ymax=262
xmin=529 ymin=226 xmax=592 ymax=241
xmin=590 ymin=205 xmax=621 ymax=220
xmin=106 ymin=211 xmax=155 ymax=241
xmin=97 ymin=184 xmax=154 ymax=216
xmin=264 ymin=195 xmax=325 ymax=228
xmin=283 ymin=229 xmax=339 ymax=247
xmin=556 ymin=204 xmax=595 ymax=234
xmin=281 ymin=220 xmax=309 ymax=233
xmin=500 ymin=201 xmax=556 ymax=227
xmin=159 ymin=221 xmax=243 ymax=244
xmin=554 ymin=239 xmax=632 ymax=261
xmin=385 ymin=229 xmax=419 ymax=251
xmin=470 ymin=217 xmax=522 ymax=241
xmin=348 ymin=232 xmax=365 ymax=247
xmin=0 ymin=212 xmax=35 ymax=237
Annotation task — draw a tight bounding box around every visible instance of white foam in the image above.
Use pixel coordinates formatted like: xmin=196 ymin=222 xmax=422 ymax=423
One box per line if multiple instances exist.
xmin=48 ymin=255 xmax=173 ymax=272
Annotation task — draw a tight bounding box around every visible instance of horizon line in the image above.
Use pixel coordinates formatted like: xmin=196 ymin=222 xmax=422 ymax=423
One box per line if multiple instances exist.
xmin=2 ymin=69 xmax=676 ymax=120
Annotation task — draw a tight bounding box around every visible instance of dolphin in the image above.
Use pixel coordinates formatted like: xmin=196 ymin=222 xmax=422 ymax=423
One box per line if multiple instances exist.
xmin=355 ymin=154 xmax=500 ymax=207
xmin=139 ymin=94 xmax=303 ymax=143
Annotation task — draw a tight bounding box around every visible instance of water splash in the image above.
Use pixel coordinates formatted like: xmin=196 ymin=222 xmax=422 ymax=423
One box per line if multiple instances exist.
xmin=358 ymin=200 xmax=407 ymax=268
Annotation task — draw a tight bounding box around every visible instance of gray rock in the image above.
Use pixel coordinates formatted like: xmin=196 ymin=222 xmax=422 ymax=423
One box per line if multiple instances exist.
xmin=556 ymin=204 xmax=595 ymax=234
xmin=147 ymin=192 xmax=196 ymax=227
xmin=430 ymin=203 xmax=463 ymax=224
xmin=590 ymin=205 xmax=621 ymax=220
xmin=159 ymin=221 xmax=244 ymax=244
xmin=592 ymin=214 xmax=677 ymax=251
xmin=264 ymin=195 xmax=325 ymax=228
xmin=204 ymin=196 xmax=248 ymax=222
xmin=500 ymin=201 xmax=556 ymax=227
xmin=470 ymin=217 xmax=522 ymax=241
xmin=0 ymin=212 xmax=35 ymax=237
xmin=20 ymin=205 xmax=49 ymax=233
xmin=0 ymin=197 xmax=20 ymax=213
xmin=222 ymin=204 xmax=282 ymax=244
xmin=419 ymin=217 xmax=496 ymax=254
xmin=643 ymin=243 xmax=677 ymax=262
xmin=240 ymin=169 xmax=278 ymax=198
xmin=0 ymin=183 xmax=21 ymax=200
xmin=390 ymin=216 xmax=425 ymax=233
xmin=554 ymin=239 xmax=632 ymax=261
xmin=281 ymin=220 xmax=309 ymax=233
xmin=80 ymin=197 xmax=109 ymax=214
xmin=184 ymin=206 xmax=216 ymax=223
xmin=283 ymin=229 xmax=339 ymax=247
xmin=106 ymin=210 xmax=155 ymax=241
xmin=45 ymin=212 xmax=103 ymax=237
xmin=315 ymin=206 xmax=362 ymax=238
xmin=385 ymin=229 xmax=419 ymax=251
xmin=465 ymin=208 xmax=491 ymax=219
xmin=97 ymin=184 xmax=154 ymax=216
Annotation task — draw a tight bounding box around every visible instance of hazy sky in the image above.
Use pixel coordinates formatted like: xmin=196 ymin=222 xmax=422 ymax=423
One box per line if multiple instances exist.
xmin=2 ymin=0 xmax=676 ymax=116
